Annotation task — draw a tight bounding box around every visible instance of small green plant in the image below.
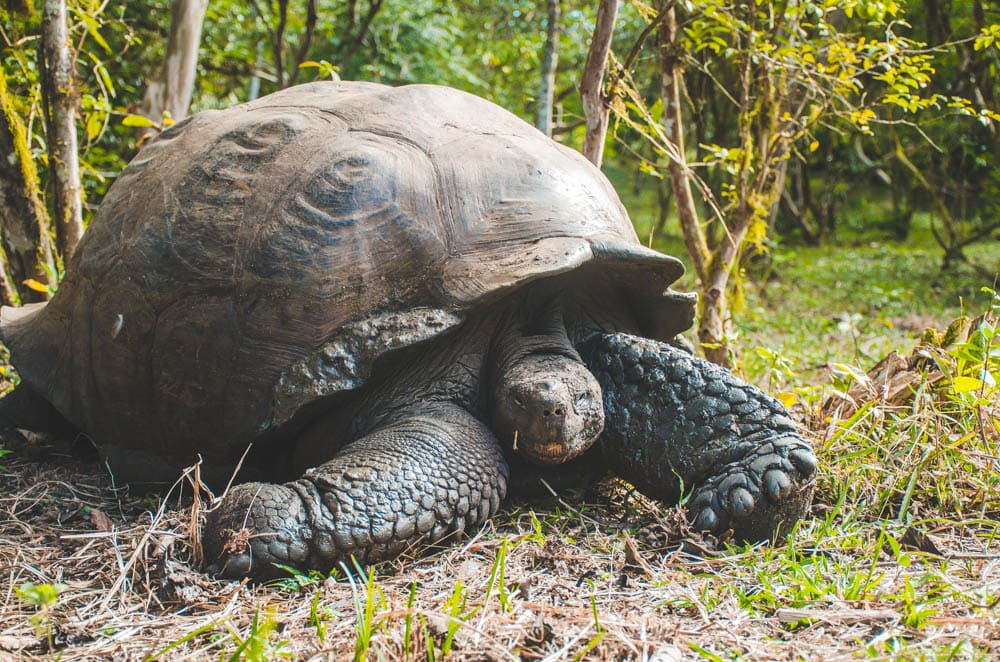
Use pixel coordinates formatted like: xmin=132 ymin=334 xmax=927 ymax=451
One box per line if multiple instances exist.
xmin=344 ymin=562 xmax=386 ymax=662
xmin=414 ymin=579 xmax=480 ymax=660
xmin=308 ymin=590 xmax=335 ymax=645
xmin=571 ymin=580 xmax=605 ymax=661
xmin=485 ymin=537 xmax=512 ymax=613
xmin=527 ymin=509 xmax=546 ymax=545
xmin=297 ymin=59 xmax=340 ymax=81
xmin=438 ymin=579 xmax=478 ymax=657
xmin=688 ymin=643 xmax=743 ymax=661
xmin=745 ymin=345 xmax=797 ymax=391
xmin=15 ymin=583 xmax=63 ymax=639
xmin=272 ymin=563 xmax=331 ymax=591
xmin=893 ymin=575 xmax=940 ymax=629
xmin=403 ymin=581 xmax=417 ymax=659
xmin=944 ymin=289 xmax=999 ymax=403
xmin=0 ymin=444 xmax=11 ymax=471
xmin=145 ymin=618 xmax=226 ymax=661
xmin=16 ymin=582 xmax=66 ymax=649
xmin=226 ymin=605 xmax=291 ymax=661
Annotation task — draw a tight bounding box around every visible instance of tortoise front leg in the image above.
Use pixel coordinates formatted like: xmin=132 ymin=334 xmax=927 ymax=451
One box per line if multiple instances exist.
xmin=203 ymin=404 xmax=508 ymax=580
xmin=581 ymin=333 xmax=817 ymax=542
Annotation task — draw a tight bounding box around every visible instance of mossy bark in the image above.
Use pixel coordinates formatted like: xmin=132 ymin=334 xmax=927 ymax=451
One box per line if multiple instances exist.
xmin=0 ymin=71 xmax=58 ymax=304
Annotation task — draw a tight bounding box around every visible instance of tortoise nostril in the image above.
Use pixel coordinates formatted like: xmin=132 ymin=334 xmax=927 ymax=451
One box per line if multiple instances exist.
xmin=553 ymin=407 xmax=565 ymax=416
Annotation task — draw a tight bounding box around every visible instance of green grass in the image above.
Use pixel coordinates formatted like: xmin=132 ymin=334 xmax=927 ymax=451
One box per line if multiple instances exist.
xmin=738 ymin=242 xmax=998 ymax=381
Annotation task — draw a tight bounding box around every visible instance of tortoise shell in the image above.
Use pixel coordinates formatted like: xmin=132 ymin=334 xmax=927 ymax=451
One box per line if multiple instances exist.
xmin=1 ymin=82 xmax=693 ymax=469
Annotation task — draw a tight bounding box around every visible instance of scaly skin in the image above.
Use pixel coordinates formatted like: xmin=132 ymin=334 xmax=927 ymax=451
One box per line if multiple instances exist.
xmin=203 ymin=404 xmax=508 ymax=579
xmin=581 ymin=332 xmax=817 ymax=542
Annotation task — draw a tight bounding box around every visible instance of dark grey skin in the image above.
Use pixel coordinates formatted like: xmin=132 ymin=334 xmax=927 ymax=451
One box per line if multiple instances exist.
xmin=204 ymin=282 xmax=816 ymax=579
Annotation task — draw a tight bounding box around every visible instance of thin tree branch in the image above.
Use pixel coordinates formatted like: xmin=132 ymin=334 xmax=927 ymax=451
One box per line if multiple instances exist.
xmin=580 ymin=0 xmax=618 ymax=165
xmin=288 ymin=0 xmax=318 ymax=86
xmin=338 ymin=0 xmax=383 ymax=72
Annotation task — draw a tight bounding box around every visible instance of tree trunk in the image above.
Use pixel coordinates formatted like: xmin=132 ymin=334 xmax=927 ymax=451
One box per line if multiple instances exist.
xmin=0 ymin=244 xmax=22 ymax=306
xmin=657 ymin=4 xmax=708 ymax=284
xmin=536 ymin=0 xmax=561 ymax=136
xmin=580 ymin=0 xmax=617 ymax=165
xmin=140 ymin=0 xmax=208 ymax=125
xmin=0 ymin=74 xmax=57 ymax=303
xmin=657 ymin=1 xmax=734 ymax=364
xmin=41 ymin=0 xmax=84 ymax=262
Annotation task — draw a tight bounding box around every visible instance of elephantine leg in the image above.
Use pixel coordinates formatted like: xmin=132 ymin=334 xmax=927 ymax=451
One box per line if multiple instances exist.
xmin=581 ymin=333 xmax=817 ymax=542
xmin=203 ymin=404 xmax=508 ymax=580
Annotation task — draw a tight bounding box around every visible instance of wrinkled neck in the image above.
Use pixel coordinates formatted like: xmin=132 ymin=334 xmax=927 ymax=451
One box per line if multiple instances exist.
xmin=491 ymin=297 xmax=581 ymax=383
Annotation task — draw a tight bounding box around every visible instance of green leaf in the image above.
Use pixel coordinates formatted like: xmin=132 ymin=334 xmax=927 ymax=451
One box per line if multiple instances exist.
xmin=121 ymin=114 xmax=156 ymax=128
xmin=951 ymin=376 xmax=983 ymax=393
xmin=830 ymin=362 xmax=870 ymax=386
xmin=777 ymin=391 xmax=799 ymax=407
xmin=22 ymin=279 xmax=50 ymax=294
xmin=85 ymin=112 xmax=103 ymax=140
xmin=80 ymin=14 xmax=112 ymax=54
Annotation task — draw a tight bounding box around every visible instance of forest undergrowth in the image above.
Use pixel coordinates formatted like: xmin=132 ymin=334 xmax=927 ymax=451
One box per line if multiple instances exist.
xmin=1 ymin=239 xmax=999 ymax=661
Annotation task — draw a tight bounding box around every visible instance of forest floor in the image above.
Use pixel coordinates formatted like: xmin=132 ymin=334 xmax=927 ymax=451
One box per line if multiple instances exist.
xmin=1 ymin=239 xmax=999 ymax=661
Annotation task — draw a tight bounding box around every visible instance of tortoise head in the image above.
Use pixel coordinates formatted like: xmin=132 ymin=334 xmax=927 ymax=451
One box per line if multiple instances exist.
xmin=492 ymin=354 xmax=604 ymax=465
xmin=489 ymin=304 xmax=604 ymax=465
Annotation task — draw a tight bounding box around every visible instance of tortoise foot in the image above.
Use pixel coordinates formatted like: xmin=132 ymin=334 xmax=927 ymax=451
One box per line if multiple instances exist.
xmin=203 ymin=481 xmax=317 ymax=580
xmin=202 ymin=404 xmax=508 ymax=581
xmin=688 ymin=435 xmax=817 ymax=542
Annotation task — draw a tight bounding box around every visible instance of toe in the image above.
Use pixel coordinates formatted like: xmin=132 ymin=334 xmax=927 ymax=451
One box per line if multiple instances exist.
xmin=728 ymin=486 xmax=755 ymax=517
xmin=686 ymin=433 xmax=817 ymax=542
xmin=789 ymin=447 xmax=818 ymax=476
xmin=763 ymin=468 xmax=791 ymax=501
xmin=213 ymin=551 xmax=253 ymax=579
xmin=719 ymin=472 xmax=749 ymax=494
xmin=693 ymin=506 xmax=721 ymax=533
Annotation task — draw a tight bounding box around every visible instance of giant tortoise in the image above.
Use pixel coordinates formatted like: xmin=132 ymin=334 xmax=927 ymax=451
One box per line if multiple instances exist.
xmin=0 ymin=82 xmax=816 ymax=579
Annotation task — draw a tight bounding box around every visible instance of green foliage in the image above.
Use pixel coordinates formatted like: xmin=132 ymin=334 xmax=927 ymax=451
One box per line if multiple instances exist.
xmin=15 ymin=582 xmax=66 ymax=647
xmin=2 ymin=0 xmax=138 ymax=234
xmin=297 ymin=59 xmax=340 ymax=80
xmin=225 ymin=605 xmax=292 ymax=661
xmin=402 ymin=581 xmax=417 ymax=658
xmin=438 ymin=579 xmax=478 ymax=657
xmin=345 ymin=563 xmax=386 ymax=661
xmin=145 ymin=618 xmax=227 ymax=661
xmin=270 ymin=562 xmax=333 ymax=591
xmin=944 ymin=288 xmax=1000 ymax=400
xmin=307 ymin=588 xmax=334 ymax=644
xmin=739 ymin=238 xmax=996 ymax=379
xmin=817 ymin=318 xmax=1000 ymax=525
xmin=5 ymin=0 xmax=997 ymax=285
xmin=484 ymin=536 xmax=513 ymax=612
